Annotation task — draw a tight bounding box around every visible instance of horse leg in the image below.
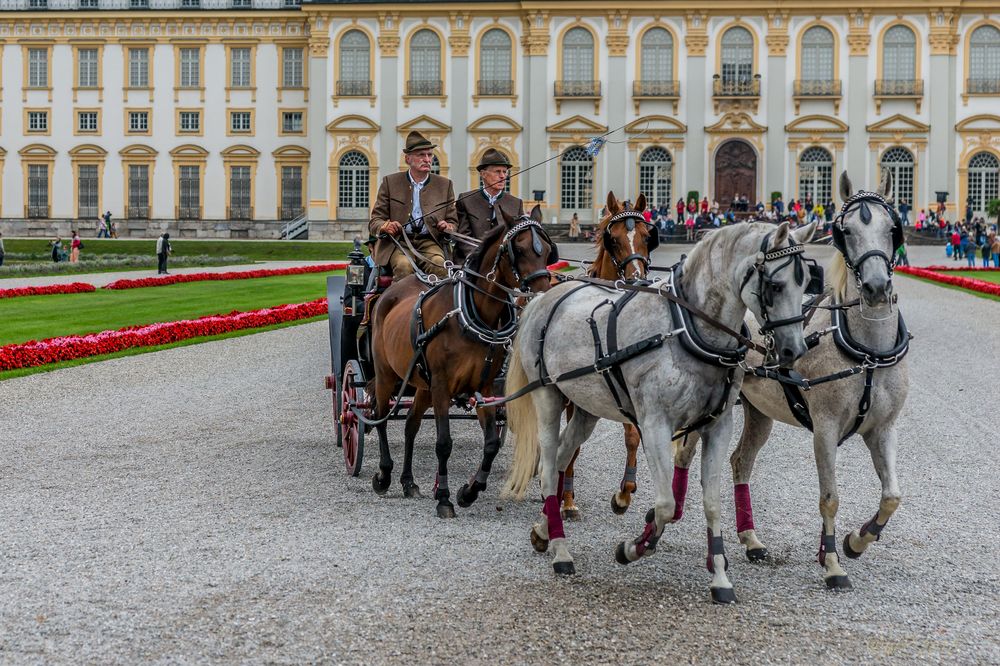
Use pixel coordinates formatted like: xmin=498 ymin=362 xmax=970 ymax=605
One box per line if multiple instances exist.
xmin=844 ymin=426 xmax=902 ymax=559
xmin=430 ymin=385 xmax=456 ymax=519
xmin=730 ymin=401 xmax=774 ymax=562
xmin=699 ymin=416 xmax=738 ymax=604
xmin=611 ymin=423 xmax=641 ymax=515
xmin=530 ymin=389 xmax=576 ymax=574
xmin=399 ymin=388 xmax=430 ymax=499
xmin=457 ymin=406 xmax=502 ymax=508
xmin=670 ymin=431 xmax=699 ymax=522
xmin=615 ymin=416 xmax=674 ymax=568
xmin=814 ymin=429 xmax=852 ymax=590
xmin=370 ymin=369 xmax=396 ymax=496
xmin=560 ymin=403 xmax=581 ymax=521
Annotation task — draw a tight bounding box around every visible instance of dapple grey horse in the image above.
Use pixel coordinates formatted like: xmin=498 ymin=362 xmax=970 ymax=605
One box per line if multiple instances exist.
xmin=503 ymin=221 xmax=817 ymax=603
xmin=674 ymin=171 xmax=909 ymax=590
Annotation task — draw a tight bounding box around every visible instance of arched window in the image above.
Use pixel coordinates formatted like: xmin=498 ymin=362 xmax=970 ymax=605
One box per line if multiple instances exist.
xmin=430 ymin=154 xmax=441 ymax=175
xmin=478 ymin=149 xmax=513 ymax=193
xmin=638 ymin=147 xmax=672 ymax=207
xmin=640 ymin=28 xmax=674 ymax=91
xmin=800 ymin=26 xmax=834 ymax=82
xmin=479 ymin=29 xmax=512 ymax=96
xmin=969 ymin=25 xmax=1000 ymax=94
xmin=721 ymin=27 xmax=754 ymax=85
xmin=338 ymin=30 xmax=371 ymax=96
xmin=882 ymin=25 xmax=916 ymax=83
xmin=798 ymin=147 xmax=833 ymax=204
xmin=559 ymin=27 xmax=595 ymax=96
xmin=880 ymin=147 xmax=915 ymax=206
xmin=560 ymin=146 xmax=593 ymax=211
xmin=409 ymin=29 xmax=441 ymax=96
xmin=967 ymin=151 xmax=1000 ymax=213
xmin=338 ymin=150 xmax=370 ymax=216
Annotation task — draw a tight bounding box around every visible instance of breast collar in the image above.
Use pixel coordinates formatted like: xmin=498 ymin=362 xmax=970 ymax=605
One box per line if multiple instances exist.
xmin=667 ymin=261 xmax=750 ymax=367
xmin=831 ymin=305 xmax=910 ymax=368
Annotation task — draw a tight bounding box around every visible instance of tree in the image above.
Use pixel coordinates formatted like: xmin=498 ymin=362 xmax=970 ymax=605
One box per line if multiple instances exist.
xmin=987 ymin=198 xmax=1000 ymax=228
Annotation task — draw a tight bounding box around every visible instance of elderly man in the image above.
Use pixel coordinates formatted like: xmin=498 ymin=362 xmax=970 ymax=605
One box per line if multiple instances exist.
xmin=369 ymin=131 xmax=457 ymax=279
xmin=454 ymin=148 xmax=524 ymax=264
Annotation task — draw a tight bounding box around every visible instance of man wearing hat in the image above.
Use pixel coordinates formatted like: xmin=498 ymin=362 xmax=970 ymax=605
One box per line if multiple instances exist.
xmin=369 ymin=131 xmax=457 ymax=279
xmin=454 ymin=148 xmax=524 ymax=264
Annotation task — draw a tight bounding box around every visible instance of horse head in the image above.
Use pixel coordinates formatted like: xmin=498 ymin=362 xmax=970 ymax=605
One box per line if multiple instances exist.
xmin=595 ymin=191 xmax=657 ymax=280
xmin=484 ymin=204 xmax=557 ymax=294
xmin=834 ymin=169 xmax=900 ymax=306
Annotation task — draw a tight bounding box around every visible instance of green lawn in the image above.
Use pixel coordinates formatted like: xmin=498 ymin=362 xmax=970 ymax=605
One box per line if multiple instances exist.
xmin=0 ymin=271 xmax=338 ymax=345
xmin=948 ymin=270 xmax=1000 ymax=284
xmin=2 ymin=238 xmax=353 ymax=261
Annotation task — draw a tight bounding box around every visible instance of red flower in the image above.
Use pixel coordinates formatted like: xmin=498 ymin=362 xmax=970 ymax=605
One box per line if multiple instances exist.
xmin=896 ymin=266 xmax=1000 ymax=297
xmin=0 ymin=282 xmax=97 ymax=299
xmin=103 ymin=263 xmax=349 ymax=290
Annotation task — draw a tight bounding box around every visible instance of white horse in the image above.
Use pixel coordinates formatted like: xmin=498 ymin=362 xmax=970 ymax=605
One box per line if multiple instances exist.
xmin=503 ymin=221 xmax=817 ymax=604
xmin=674 ymin=171 xmax=910 ymax=590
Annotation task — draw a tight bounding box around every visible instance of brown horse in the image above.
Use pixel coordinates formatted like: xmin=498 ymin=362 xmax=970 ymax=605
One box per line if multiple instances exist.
xmin=369 ymin=206 xmax=557 ymax=518
xmin=560 ymin=191 xmax=657 ymax=520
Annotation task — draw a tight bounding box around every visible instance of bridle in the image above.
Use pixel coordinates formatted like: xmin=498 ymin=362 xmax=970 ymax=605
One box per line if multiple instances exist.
xmin=487 ymin=218 xmax=559 ymax=292
xmin=831 ymin=191 xmax=904 ymax=284
xmin=602 ymin=209 xmax=658 ymax=276
xmin=740 ymin=233 xmax=824 ymax=335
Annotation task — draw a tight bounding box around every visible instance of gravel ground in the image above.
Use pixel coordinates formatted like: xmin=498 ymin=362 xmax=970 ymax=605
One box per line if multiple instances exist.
xmin=0 ymin=240 xmax=997 ymax=664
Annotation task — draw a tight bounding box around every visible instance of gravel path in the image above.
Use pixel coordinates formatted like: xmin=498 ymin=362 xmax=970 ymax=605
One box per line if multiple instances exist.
xmin=0 ymin=241 xmax=997 ymax=663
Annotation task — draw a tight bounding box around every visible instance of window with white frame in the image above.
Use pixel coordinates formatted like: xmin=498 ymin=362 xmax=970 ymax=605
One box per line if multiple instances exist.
xmin=409 ymin=30 xmax=442 ymax=96
xmin=280 ymin=166 xmax=303 ymax=219
xmin=28 ymin=111 xmax=49 ymax=132
xmin=179 ymin=48 xmax=201 ymax=87
xmin=562 ymin=27 xmax=593 ymax=84
xmin=798 ymin=147 xmax=833 ymax=204
xmin=181 ymin=0 xmax=199 ymax=7
xmin=969 ymin=25 xmax=1000 ymax=93
xmin=638 ymin=147 xmax=672 ymax=208
xmin=230 ymin=47 xmax=251 ymax=87
xmin=179 ymin=165 xmax=201 ymax=218
xmin=640 ymin=28 xmax=673 ymax=85
xmin=128 ymin=165 xmax=150 ymax=218
xmin=967 ymin=152 xmax=1000 ymax=212
xmin=882 ymin=25 xmax=916 ymax=82
xmin=560 ymin=146 xmax=593 ymax=211
xmin=179 ymin=111 xmax=201 ymax=132
xmin=78 ymin=48 xmax=99 ymax=88
xmin=880 ymin=147 xmax=915 ymax=207
xmin=229 ymin=166 xmax=252 ymax=219
xmin=800 ymin=26 xmax=834 ymax=82
xmin=78 ymin=165 xmax=99 ymax=219
xmin=721 ymin=27 xmax=753 ymax=85
xmin=338 ymin=151 xmax=370 ymax=215
xmin=230 ymin=111 xmax=252 ymax=133
xmin=283 ymin=47 xmax=304 ymax=87
xmin=128 ymin=111 xmax=149 ymax=133
xmin=479 ymin=29 xmax=512 ymax=96
xmin=282 ymin=111 xmax=303 ymax=134
xmin=78 ymin=111 xmax=98 ymax=132
xmin=129 ymin=48 xmax=149 ymax=87
xmin=339 ymin=30 xmax=371 ymax=96
xmin=28 ymin=48 xmax=48 ymax=87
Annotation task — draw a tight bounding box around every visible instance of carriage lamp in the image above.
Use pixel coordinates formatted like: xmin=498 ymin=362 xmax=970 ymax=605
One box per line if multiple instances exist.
xmin=347 ymin=239 xmax=366 ymax=287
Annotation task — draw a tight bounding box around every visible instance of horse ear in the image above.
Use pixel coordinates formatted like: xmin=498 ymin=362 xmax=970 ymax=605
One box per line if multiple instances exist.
xmin=529 ymin=204 xmax=543 ymax=223
xmin=792 ymin=220 xmax=818 ymax=244
xmin=839 ymin=171 xmax=853 ymax=201
xmin=634 ymin=193 xmax=647 ymax=213
xmin=606 ymin=191 xmax=621 ymax=216
xmin=771 ymin=221 xmax=790 ymax=249
xmin=878 ymin=167 xmax=893 ymax=201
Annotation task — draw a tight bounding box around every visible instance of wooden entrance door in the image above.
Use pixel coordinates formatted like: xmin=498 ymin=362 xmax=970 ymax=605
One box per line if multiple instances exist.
xmin=714 ymin=140 xmax=757 ymax=210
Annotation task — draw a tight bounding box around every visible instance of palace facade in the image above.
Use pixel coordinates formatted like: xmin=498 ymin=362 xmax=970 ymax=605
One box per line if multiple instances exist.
xmin=0 ymin=0 xmax=999 ymax=237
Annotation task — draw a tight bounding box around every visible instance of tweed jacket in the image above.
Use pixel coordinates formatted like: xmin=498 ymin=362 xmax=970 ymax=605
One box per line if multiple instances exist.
xmin=454 ymin=189 xmax=524 ymax=262
xmin=369 ymin=171 xmax=458 ymax=267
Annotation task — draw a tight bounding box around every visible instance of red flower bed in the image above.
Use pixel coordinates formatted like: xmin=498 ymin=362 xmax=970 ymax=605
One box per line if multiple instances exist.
xmin=0 ymin=282 xmax=97 ymax=299
xmin=911 ymin=265 xmax=1000 ymax=272
xmin=103 ymin=263 xmax=349 ymax=290
xmin=0 ymin=298 xmax=328 ymax=371
xmin=896 ymin=266 xmax=1000 ymax=297
xmin=548 ymin=260 xmax=570 ymax=271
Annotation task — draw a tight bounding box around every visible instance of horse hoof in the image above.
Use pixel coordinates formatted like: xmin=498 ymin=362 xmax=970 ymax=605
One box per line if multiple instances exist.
xmin=372 ymin=472 xmax=391 ymax=496
xmin=456 ymin=483 xmax=476 ymax=508
xmin=553 ymin=560 xmax=575 ymax=576
xmin=561 ymin=507 xmax=581 ymax=522
xmin=614 ymin=542 xmax=631 ymax=566
xmin=436 ymin=501 xmax=456 ymax=519
xmin=842 ymin=534 xmax=863 ymax=559
xmin=825 ymin=575 xmax=853 ymax=591
xmin=402 ymin=483 xmax=422 ymax=499
xmin=610 ymin=494 xmax=629 ymax=515
xmin=746 ymin=547 xmax=769 ymax=563
xmin=644 ymin=507 xmax=655 ymax=524
xmin=711 ymin=587 xmax=738 ymax=605
xmin=530 ymin=527 xmax=549 ymax=553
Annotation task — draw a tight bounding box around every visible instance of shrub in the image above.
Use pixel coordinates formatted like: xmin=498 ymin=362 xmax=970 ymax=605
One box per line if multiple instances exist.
xmin=686 ymin=190 xmax=700 ymax=204
xmin=771 ymin=191 xmax=783 ymax=202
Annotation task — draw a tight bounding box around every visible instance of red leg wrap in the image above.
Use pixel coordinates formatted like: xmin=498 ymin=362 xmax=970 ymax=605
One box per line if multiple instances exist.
xmin=671 ymin=467 xmax=689 ymax=520
xmin=543 ymin=495 xmax=565 ymax=540
xmin=734 ymin=483 xmax=755 ymax=533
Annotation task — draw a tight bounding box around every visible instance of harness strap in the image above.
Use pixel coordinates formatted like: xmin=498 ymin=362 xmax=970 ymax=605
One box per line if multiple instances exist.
xmin=670 ymin=366 xmax=737 ymax=442
xmin=838 ymin=366 xmax=875 ymax=446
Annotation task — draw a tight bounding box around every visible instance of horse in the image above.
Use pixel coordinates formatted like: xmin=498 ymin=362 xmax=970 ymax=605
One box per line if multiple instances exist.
xmin=560 ymin=191 xmax=657 ymax=521
xmin=368 ymin=205 xmax=558 ymax=519
xmin=503 ymin=221 xmax=817 ymax=603
xmin=672 ymin=170 xmax=910 ymax=590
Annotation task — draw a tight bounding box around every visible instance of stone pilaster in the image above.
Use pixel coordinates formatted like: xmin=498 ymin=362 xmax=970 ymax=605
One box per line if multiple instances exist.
xmin=307 ymin=17 xmax=330 ymax=222
xmin=449 ymin=13 xmax=470 ymax=184
xmin=847 ymin=11 xmax=871 ymax=182
xmin=606 ymin=11 xmax=629 ymax=196
xmin=522 ymin=11 xmax=550 ymax=206
xmin=928 ymin=9 xmax=958 ymax=206
xmin=765 ymin=13 xmax=788 ymax=198
xmin=684 ymin=12 xmax=708 ymax=196
xmin=378 ymin=13 xmax=400 ymax=181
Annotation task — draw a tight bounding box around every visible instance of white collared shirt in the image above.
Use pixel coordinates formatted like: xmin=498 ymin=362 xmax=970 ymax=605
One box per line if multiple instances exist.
xmin=408 ymin=172 xmax=430 ymax=233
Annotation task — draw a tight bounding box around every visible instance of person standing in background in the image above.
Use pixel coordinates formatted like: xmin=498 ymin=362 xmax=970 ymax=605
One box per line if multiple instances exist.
xmin=0 ymin=232 xmax=5 ymax=268
xmin=156 ymin=233 xmax=172 ymax=274
xmin=70 ymin=230 xmax=81 ymax=263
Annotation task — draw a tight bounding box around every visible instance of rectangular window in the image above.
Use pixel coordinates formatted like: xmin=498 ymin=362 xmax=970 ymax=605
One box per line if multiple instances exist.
xmin=28 ymin=111 xmax=49 ymax=132
xmin=78 ymin=48 xmax=99 ymax=88
xmin=230 ymin=166 xmax=252 ymax=219
xmin=129 ymin=48 xmax=149 ymax=87
xmin=181 ymin=0 xmax=200 ymax=6
xmin=78 ymin=165 xmax=100 ymax=220
xmin=128 ymin=111 xmax=149 ymax=133
xmin=231 ymin=0 xmax=250 ymax=6
xmin=78 ymin=111 xmax=98 ymax=132
xmin=78 ymin=0 xmax=98 ymax=9
xmin=179 ymin=48 xmax=200 ymax=87
xmin=28 ymin=48 xmax=48 ymax=88
xmin=128 ymin=165 xmax=150 ymax=218
xmin=28 ymin=164 xmax=49 ymax=218
xmin=130 ymin=0 xmax=149 ymax=7
xmin=282 ymin=47 xmax=304 ymax=87
xmin=28 ymin=0 xmax=47 ymax=8
xmin=179 ymin=111 xmax=201 ymax=132
xmin=179 ymin=165 xmax=201 ymax=218
xmin=230 ymin=47 xmax=251 ymax=87
xmin=230 ymin=111 xmax=252 ymax=133
xmin=282 ymin=111 xmax=303 ymax=134
xmin=281 ymin=166 xmax=303 ymax=219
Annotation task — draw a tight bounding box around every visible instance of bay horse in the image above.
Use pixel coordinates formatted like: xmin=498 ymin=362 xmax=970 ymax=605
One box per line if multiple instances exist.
xmin=560 ymin=191 xmax=657 ymax=521
xmin=369 ymin=205 xmax=557 ymax=518
xmin=673 ymin=170 xmax=910 ymax=590
xmin=503 ymin=221 xmax=816 ymax=603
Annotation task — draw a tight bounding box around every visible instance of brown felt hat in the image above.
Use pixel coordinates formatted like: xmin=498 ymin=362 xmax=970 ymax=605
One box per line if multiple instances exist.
xmin=403 ymin=131 xmax=436 ymax=154
xmin=476 ymin=148 xmax=513 ymax=171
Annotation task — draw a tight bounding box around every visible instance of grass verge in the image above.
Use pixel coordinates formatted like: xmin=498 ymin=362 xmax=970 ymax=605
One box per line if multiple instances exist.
xmin=2 ymin=238 xmax=353 ymax=261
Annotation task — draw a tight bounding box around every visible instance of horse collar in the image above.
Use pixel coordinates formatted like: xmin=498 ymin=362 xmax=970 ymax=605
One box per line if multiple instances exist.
xmin=670 ymin=261 xmax=750 ymax=367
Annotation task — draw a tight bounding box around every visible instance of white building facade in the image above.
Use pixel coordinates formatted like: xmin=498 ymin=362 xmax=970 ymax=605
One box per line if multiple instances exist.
xmin=0 ymin=0 xmax=998 ymax=237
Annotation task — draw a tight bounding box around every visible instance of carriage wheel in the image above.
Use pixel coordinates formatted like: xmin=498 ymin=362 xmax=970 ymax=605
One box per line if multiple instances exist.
xmin=341 ymin=360 xmax=366 ymax=477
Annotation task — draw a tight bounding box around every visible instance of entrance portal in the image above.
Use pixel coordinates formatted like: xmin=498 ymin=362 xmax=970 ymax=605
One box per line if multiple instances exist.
xmin=714 ymin=139 xmax=757 ymax=210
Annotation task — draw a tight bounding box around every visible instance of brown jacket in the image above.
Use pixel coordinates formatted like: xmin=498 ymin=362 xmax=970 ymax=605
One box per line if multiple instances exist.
xmin=369 ymin=171 xmax=458 ymax=266
xmin=454 ymin=189 xmax=525 ymax=262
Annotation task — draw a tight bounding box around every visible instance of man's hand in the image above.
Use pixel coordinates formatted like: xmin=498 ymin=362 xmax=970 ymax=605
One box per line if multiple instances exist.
xmin=436 ymin=220 xmax=454 ymax=233
xmin=381 ymin=220 xmax=402 ymax=236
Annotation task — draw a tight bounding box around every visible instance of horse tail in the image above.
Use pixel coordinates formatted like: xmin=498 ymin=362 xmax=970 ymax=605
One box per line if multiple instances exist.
xmin=502 ymin=334 xmax=540 ymax=501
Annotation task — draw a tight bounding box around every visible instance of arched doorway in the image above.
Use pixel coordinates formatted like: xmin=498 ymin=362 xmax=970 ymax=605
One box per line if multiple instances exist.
xmin=714 ymin=139 xmax=757 ymax=209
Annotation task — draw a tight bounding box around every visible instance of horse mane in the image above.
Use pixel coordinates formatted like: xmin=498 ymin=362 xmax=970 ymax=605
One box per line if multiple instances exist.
xmin=828 ymin=251 xmax=850 ymax=301
xmin=465 ymin=222 xmax=509 ymax=273
xmin=588 ymin=213 xmax=612 ymax=277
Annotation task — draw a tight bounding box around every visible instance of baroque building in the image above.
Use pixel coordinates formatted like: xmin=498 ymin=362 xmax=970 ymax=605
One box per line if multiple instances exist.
xmin=0 ymin=0 xmax=998 ymax=237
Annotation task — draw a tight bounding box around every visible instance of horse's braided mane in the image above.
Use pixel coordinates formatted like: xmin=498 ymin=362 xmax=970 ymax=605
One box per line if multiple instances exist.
xmin=465 ymin=221 xmax=510 ymax=273
xmin=588 ymin=211 xmax=614 ymax=277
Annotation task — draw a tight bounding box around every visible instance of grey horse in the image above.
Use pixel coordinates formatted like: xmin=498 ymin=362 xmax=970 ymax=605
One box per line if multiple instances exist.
xmin=503 ymin=221 xmax=817 ymax=604
xmin=674 ymin=170 xmax=909 ymax=590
